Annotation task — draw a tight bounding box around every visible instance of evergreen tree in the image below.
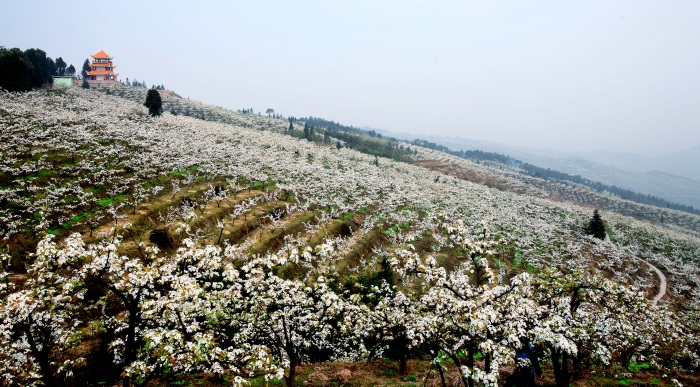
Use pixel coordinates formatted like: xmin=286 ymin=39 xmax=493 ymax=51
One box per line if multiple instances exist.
xmin=65 ymin=64 xmax=76 ymax=76
xmin=0 ymin=47 xmax=33 ymax=91
xmin=23 ymin=48 xmax=54 ymax=87
xmin=81 ymin=58 xmax=91 ymax=80
xmin=144 ymin=88 xmax=163 ymax=117
xmin=586 ymin=209 xmax=606 ymax=240
xmin=55 ymin=57 xmax=67 ymax=76
xmin=81 ymin=79 xmax=90 ymax=89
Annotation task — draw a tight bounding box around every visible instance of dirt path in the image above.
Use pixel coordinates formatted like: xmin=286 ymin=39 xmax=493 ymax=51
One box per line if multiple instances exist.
xmin=637 ymin=256 xmax=667 ymax=305
xmin=608 ymin=239 xmax=667 ymax=305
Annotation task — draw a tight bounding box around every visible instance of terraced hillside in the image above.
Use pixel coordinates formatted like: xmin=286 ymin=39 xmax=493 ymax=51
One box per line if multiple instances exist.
xmin=1 ymin=87 xmax=699 ymax=387
xmin=103 ymin=84 xmax=700 ymax=233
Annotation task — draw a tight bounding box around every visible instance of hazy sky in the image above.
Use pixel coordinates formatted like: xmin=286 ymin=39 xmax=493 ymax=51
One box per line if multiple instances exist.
xmin=3 ymin=1 xmax=699 ymax=154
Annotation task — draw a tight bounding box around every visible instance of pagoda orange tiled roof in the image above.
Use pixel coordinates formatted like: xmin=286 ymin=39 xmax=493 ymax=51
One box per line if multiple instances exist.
xmin=87 ymin=70 xmax=119 ymax=76
xmin=91 ymin=50 xmax=113 ymax=59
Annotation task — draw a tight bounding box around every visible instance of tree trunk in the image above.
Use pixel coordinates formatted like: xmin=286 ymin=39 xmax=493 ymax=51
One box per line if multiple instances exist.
xmin=551 ymin=348 xmax=570 ymax=387
xmin=24 ymin=325 xmax=56 ymax=387
xmin=400 ymin=353 xmax=408 ymax=376
xmin=449 ymin=353 xmax=469 ymax=387
xmin=561 ymin=351 xmax=570 ymax=387
xmin=217 ymin=227 xmax=225 ymax=244
xmin=286 ymin=355 xmax=299 ymax=387
xmin=466 ymin=342 xmax=475 ymax=387
xmin=123 ymin=304 xmax=140 ymax=387
xmin=573 ymin=351 xmax=583 ymax=380
xmin=621 ymin=350 xmax=632 ymax=369
xmin=437 ymin=362 xmax=447 ymax=387
xmin=551 ymin=348 xmax=561 ymax=387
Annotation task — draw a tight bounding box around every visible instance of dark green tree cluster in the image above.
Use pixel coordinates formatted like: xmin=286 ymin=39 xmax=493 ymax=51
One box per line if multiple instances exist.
xmin=302 ymin=122 xmax=316 ymax=141
xmin=144 ymin=89 xmax=163 ymax=117
xmin=125 ymin=78 xmax=148 ymax=88
xmin=327 ymin=129 xmax=413 ymax=161
xmin=280 ymin=117 xmax=413 ymax=160
xmin=54 ymin=57 xmax=67 ymax=76
xmin=367 ymin=129 xmax=383 ymax=139
xmin=586 ymin=209 xmax=606 ymax=240
xmin=0 ymin=47 xmax=72 ymax=91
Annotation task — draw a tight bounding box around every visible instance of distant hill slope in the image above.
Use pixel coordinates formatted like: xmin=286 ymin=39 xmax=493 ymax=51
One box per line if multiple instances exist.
xmin=508 ymin=154 xmax=700 ymax=210
xmin=652 ymin=144 xmax=700 ymax=181
xmin=399 ymin=134 xmax=700 ymax=209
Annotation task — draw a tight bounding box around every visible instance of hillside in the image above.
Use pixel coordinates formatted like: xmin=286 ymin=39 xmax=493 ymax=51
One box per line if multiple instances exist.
xmin=508 ymin=153 xmax=700 ymax=210
xmin=1 ymin=87 xmax=700 ymax=386
xmin=410 ymin=134 xmax=700 ymax=210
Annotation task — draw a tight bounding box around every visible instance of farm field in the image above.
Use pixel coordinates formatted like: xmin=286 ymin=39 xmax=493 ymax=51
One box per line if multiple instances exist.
xmin=1 ymin=86 xmax=700 ymax=386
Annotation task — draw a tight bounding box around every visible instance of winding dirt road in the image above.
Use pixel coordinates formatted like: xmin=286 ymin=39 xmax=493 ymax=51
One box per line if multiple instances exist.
xmin=637 ymin=257 xmax=667 ymax=305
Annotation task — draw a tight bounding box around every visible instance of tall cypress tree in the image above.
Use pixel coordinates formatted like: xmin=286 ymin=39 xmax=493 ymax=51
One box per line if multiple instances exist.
xmin=144 ymin=89 xmax=163 ymax=117
xmin=586 ymin=209 xmax=606 ymax=240
xmin=81 ymin=58 xmax=91 ymax=80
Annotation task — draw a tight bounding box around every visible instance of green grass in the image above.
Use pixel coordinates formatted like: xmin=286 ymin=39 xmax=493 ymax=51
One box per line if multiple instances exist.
xmin=341 ymin=211 xmax=356 ymax=220
xmin=97 ymin=197 xmax=115 ymax=207
xmin=171 ymin=165 xmax=199 ymax=176
xmin=96 ymin=194 xmax=128 ymax=207
xmin=628 ymin=362 xmax=650 ymax=372
xmin=62 ymin=211 xmax=92 ymax=228
xmin=246 ymin=376 xmax=286 ymax=386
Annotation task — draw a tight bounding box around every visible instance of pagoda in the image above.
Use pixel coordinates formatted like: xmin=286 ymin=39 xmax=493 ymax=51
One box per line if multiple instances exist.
xmin=86 ymin=50 xmax=119 ymax=85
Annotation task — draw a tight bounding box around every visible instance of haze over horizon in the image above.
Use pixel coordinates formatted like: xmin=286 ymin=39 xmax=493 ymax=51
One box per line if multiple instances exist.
xmin=2 ymin=0 xmax=699 ymax=155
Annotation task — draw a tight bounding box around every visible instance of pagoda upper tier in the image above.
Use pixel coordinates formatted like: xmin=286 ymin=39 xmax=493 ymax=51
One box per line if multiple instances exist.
xmin=86 ymin=50 xmax=119 ymax=85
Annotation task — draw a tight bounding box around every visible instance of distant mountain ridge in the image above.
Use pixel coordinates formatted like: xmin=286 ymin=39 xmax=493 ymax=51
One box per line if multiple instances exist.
xmin=384 ymin=133 xmax=700 ymax=210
